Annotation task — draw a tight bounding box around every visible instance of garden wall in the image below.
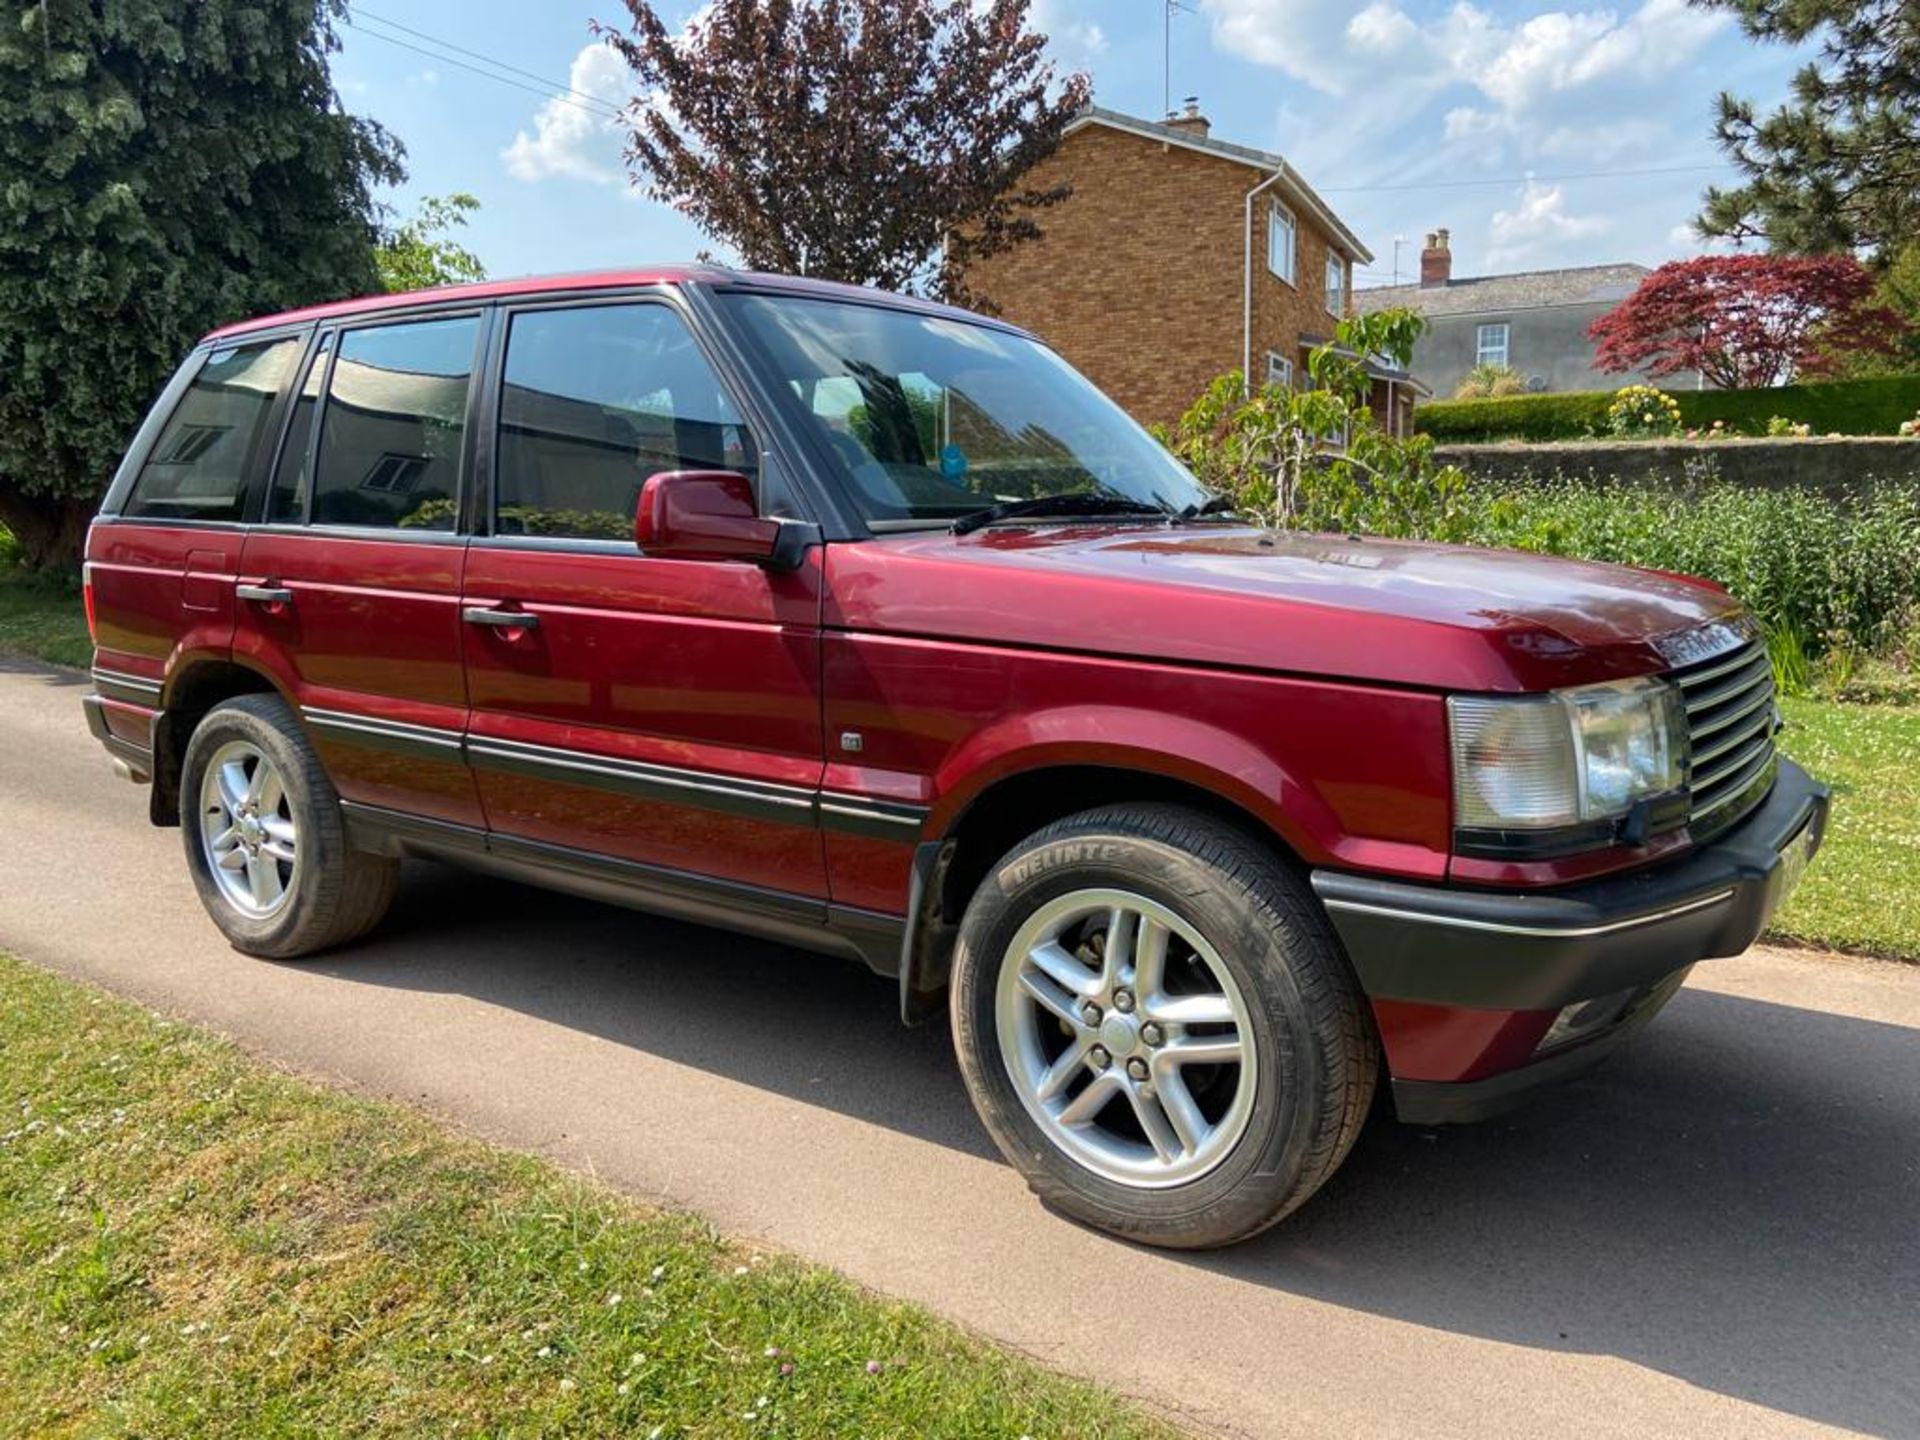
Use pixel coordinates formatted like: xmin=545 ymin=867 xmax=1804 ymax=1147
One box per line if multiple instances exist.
xmin=1433 ymin=436 xmax=1920 ymax=496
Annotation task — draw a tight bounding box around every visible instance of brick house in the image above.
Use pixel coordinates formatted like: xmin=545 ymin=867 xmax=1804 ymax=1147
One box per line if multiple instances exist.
xmin=958 ymin=103 xmax=1420 ymax=435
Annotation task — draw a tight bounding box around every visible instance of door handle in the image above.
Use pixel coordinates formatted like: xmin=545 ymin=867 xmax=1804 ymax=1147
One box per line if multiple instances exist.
xmin=236 ymin=583 xmax=294 ymax=606
xmin=463 ymin=605 xmax=540 ymax=631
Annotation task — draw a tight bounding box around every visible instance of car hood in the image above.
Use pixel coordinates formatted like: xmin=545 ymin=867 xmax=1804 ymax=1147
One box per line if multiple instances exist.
xmin=825 ymin=524 xmax=1749 ymax=692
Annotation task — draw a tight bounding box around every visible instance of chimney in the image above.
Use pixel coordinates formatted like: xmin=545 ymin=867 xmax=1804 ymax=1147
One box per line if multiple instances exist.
xmin=1164 ymin=96 xmax=1210 ymax=139
xmin=1420 ymin=228 xmax=1452 ymax=287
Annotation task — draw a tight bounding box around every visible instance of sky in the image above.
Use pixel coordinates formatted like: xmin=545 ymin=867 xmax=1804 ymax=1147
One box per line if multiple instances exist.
xmin=330 ymin=0 xmax=1812 ymax=291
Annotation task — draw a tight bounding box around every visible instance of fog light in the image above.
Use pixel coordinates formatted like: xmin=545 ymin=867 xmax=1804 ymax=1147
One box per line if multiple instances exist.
xmin=1536 ymin=988 xmax=1637 ymax=1053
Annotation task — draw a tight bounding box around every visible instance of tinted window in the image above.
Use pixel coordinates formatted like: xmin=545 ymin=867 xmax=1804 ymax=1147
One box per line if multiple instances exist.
xmin=495 ymin=304 xmax=756 ymax=540
xmin=125 ymin=339 xmax=301 ymax=522
xmin=311 ymin=317 xmax=478 ymax=530
xmin=267 ymin=332 xmax=332 ymax=523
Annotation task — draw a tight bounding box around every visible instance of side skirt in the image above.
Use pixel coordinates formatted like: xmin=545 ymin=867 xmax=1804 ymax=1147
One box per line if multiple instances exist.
xmin=340 ymin=801 xmax=905 ymax=977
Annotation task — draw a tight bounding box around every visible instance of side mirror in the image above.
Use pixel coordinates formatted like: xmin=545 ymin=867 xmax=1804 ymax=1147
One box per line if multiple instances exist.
xmin=634 ymin=470 xmax=783 ymax=565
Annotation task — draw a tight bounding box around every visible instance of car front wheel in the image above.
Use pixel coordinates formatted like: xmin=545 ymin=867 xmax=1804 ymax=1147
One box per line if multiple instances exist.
xmin=950 ymin=804 xmax=1377 ymax=1248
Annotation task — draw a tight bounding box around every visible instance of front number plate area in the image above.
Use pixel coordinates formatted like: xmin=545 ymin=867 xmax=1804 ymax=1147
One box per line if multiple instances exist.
xmin=1773 ymin=819 xmax=1818 ymax=909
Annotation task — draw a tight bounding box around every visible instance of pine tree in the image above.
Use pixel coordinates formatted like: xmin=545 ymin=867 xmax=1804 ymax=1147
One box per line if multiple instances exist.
xmin=1698 ymin=0 xmax=1920 ymax=261
xmin=0 ymin=0 xmax=403 ymax=571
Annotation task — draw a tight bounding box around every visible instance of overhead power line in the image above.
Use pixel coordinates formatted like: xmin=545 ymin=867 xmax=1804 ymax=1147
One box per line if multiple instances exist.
xmin=340 ymin=13 xmax=626 ymax=122
xmin=335 ymin=13 xmax=1734 ymax=199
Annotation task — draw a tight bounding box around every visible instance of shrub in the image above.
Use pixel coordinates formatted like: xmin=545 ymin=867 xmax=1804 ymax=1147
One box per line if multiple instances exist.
xmin=1441 ymin=477 xmax=1920 ymax=665
xmin=1607 ymin=385 xmax=1684 ymax=438
xmin=1766 ymin=415 xmax=1812 ymax=437
xmin=1454 ymin=363 xmax=1529 ymax=399
xmin=1418 ymin=373 xmax=1920 ymax=442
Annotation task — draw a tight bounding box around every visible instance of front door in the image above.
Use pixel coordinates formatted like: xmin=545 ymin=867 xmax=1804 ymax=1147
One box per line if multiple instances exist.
xmin=459 ymin=298 xmax=829 ymax=901
xmin=235 ymin=312 xmax=487 ymax=829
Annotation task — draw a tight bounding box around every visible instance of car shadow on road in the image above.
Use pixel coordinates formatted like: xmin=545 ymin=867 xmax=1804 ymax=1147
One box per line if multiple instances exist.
xmin=323 ymin=861 xmax=1918 ymax=1438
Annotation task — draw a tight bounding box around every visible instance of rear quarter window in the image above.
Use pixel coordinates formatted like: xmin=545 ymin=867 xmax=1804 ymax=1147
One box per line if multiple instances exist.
xmin=123 ymin=338 xmax=301 ymax=523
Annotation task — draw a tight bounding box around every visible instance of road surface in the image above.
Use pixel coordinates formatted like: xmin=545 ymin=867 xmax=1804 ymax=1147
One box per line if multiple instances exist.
xmin=3 ymin=656 xmax=1915 ymax=1438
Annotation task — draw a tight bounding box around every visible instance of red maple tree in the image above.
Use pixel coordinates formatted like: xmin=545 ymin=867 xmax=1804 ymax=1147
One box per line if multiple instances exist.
xmin=1588 ymin=254 xmax=1907 ymax=389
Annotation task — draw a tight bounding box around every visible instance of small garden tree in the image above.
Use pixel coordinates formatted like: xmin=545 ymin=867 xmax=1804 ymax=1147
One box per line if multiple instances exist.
xmin=0 ymin=0 xmax=401 ymax=573
xmin=376 ymin=194 xmax=487 ymax=294
xmin=595 ymin=0 xmax=1090 ymax=303
xmin=1159 ymin=309 xmax=1472 ymax=539
xmin=1588 ymin=255 xmax=1907 ymax=389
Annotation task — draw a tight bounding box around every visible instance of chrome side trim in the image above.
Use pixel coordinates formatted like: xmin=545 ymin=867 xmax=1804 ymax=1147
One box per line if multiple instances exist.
xmin=302 ymin=706 xmax=465 ymax=760
xmin=466 ymin=734 xmax=816 ymax=812
xmin=1320 ymin=887 xmax=1737 ymax=939
xmin=91 ymin=668 xmax=164 ymax=706
xmin=306 ymin=709 xmax=930 ymax=839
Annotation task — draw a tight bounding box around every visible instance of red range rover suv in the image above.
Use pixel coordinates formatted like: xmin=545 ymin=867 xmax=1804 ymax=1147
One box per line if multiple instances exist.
xmin=83 ymin=268 xmax=1827 ymax=1247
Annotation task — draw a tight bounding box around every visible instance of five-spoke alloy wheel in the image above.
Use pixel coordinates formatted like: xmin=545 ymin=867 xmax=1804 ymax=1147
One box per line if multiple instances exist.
xmin=952 ymin=803 xmax=1378 ymax=1249
xmin=198 ymin=740 xmax=299 ymax=918
xmin=179 ymin=694 xmax=397 ymax=958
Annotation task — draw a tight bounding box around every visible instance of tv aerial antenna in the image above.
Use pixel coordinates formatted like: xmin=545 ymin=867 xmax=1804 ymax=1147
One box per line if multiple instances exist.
xmin=1164 ymin=0 xmax=1195 ymax=119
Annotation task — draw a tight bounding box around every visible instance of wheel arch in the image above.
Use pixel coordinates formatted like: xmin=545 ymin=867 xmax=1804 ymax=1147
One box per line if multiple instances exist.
xmin=150 ymin=655 xmax=290 ymax=826
xmin=900 ymin=726 xmax=1330 ymax=1024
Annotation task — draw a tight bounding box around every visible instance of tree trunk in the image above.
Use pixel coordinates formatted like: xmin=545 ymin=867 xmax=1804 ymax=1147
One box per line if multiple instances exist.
xmin=0 ymin=490 xmax=96 ymax=577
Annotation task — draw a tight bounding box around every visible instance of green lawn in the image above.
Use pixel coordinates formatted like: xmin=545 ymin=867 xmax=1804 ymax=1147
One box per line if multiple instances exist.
xmin=0 ymin=953 xmax=1174 ymax=1440
xmin=1773 ymin=699 xmax=1920 ymax=961
xmin=0 ymin=571 xmax=90 ymax=669
xmin=0 ymin=572 xmax=1911 ymax=962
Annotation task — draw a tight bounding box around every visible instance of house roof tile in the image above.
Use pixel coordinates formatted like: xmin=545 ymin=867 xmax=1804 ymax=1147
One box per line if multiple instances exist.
xmin=1353 ymin=262 xmax=1650 ymax=318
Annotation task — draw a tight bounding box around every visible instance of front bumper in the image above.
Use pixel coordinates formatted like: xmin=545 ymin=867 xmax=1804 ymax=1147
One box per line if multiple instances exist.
xmin=1313 ymin=757 xmax=1829 ymax=1121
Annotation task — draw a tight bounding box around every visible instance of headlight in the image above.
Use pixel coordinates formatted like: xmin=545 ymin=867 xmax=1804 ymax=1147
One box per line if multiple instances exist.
xmin=1449 ymin=678 xmax=1686 ymax=845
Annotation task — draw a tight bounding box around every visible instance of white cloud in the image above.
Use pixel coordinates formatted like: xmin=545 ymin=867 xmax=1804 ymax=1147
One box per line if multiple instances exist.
xmin=501 ymin=43 xmax=629 ymax=187
xmin=1202 ymin=0 xmax=1724 ymax=125
xmin=1028 ymin=0 xmax=1107 ymax=62
xmin=1486 ymin=178 xmax=1609 ymax=265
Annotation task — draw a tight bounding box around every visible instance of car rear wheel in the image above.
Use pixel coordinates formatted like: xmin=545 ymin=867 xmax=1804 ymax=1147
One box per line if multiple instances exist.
xmin=180 ymin=694 xmax=398 ymax=959
xmin=950 ymin=803 xmax=1377 ymax=1248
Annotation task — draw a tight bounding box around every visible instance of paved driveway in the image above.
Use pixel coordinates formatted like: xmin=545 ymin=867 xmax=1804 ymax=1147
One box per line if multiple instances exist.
xmin=3 ymin=657 xmax=1915 ymax=1438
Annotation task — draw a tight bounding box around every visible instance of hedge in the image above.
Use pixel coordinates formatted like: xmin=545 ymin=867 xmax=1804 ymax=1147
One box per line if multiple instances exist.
xmin=1416 ymin=373 xmax=1920 ymax=442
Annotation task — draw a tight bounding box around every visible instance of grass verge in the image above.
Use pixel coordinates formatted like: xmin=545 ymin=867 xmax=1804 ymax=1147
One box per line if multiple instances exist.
xmin=0 ymin=954 xmax=1175 ymax=1439
xmin=0 ymin=571 xmax=90 ymax=669
xmin=1773 ymin=699 xmax=1920 ymax=962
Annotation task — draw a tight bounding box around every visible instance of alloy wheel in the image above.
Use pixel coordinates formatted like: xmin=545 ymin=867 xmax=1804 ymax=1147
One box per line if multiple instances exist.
xmin=198 ymin=740 xmax=298 ymax=918
xmin=994 ymin=887 xmax=1257 ymax=1187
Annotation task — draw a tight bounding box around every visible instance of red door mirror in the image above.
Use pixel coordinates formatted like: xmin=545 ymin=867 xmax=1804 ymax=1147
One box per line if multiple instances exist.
xmin=634 ymin=471 xmax=780 ymax=563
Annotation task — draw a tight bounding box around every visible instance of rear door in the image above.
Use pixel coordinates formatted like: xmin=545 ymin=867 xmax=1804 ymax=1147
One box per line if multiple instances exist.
xmin=234 ymin=310 xmax=488 ymax=828
xmin=459 ymin=295 xmax=829 ymax=902
xmin=88 ymin=333 xmax=306 ymax=751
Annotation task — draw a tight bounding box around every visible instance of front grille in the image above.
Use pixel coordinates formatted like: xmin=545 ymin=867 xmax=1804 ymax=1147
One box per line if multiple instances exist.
xmin=1669 ymin=635 xmax=1778 ymax=836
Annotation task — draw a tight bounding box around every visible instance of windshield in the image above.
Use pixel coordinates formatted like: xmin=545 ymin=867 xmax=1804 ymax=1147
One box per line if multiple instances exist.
xmin=719 ymin=292 xmax=1213 ymax=526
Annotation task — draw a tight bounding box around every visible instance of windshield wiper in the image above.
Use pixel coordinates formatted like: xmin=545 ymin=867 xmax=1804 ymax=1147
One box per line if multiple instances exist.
xmin=949 ymin=494 xmax=1173 ymax=536
xmin=1174 ymin=495 xmax=1237 ymax=523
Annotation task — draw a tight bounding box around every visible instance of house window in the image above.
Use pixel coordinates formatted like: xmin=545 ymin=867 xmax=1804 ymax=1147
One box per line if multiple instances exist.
xmin=1476 ymin=322 xmax=1510 ymax=367
xmin=1325 ymin=252 xmax=1346 ymax=315
xmin=1265 ymin=352 xmax=1293 ymax=389
xmin=1267 ymin=203 xmax=1296 ymax=284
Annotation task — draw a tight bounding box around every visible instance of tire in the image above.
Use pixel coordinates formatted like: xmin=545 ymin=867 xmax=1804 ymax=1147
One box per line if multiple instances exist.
xmin=950 ymin=803 xmax=1377 ymax=1249
xmin=179 ymin=693 xmax=399 ymax=959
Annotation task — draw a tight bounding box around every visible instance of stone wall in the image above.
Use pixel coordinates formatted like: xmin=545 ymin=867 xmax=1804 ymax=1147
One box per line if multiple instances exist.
xmin=1434 ymin=436 xmax=1920 ymax=496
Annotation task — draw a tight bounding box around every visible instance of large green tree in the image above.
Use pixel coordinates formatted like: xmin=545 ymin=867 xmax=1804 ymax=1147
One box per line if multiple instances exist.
xmin=1696 ymin=0 xmax=1920 ymax=261
xmin=0 ymin=0 xmax=402 ymax=572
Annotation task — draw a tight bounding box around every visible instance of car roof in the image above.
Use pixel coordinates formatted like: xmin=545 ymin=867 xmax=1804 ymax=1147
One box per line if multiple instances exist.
xmin=201 ymin=265 xmax=1031 ymax=344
